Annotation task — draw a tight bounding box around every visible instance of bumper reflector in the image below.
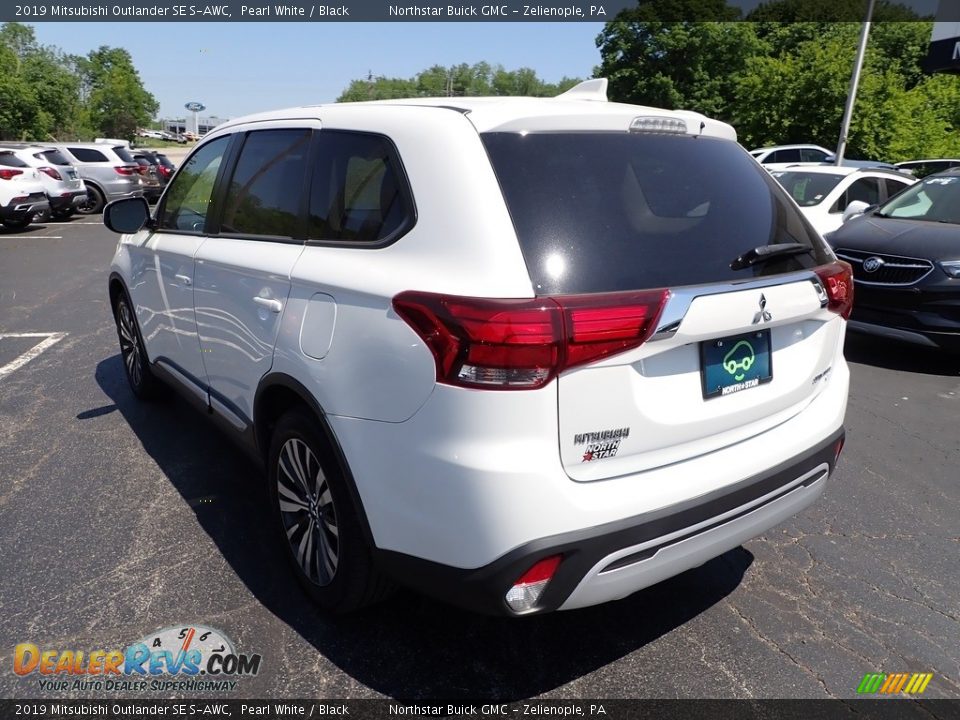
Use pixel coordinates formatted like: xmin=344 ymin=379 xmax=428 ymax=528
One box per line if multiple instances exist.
xmin=504 ymin=555 xmax=562 ymax=613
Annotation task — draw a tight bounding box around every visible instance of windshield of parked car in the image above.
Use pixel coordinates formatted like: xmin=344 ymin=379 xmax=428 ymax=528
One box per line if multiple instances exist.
xmin=769 ymin=171 xmax=844 ymax=207
xmin=878 ymin=174 xmax=960 ymax=224
xmin=482 ymin=132 xmax=830 ymax=295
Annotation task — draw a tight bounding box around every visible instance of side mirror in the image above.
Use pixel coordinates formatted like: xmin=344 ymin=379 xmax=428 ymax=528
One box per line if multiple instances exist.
xmin=104 ymin=197 xmax=151 ymax=234
xmin=842 ymin=201 xmax=872 ymax=224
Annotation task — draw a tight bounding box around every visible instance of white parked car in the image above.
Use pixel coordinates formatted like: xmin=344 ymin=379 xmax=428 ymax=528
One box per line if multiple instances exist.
xmin=769 ymin=166 xmax=916 ymax=237
xmin=0 ymin=149 xmax=50 ymax=229
xmin=750 ymin=144 xmax=834 ymax=170
xmin=0 ymin=145 xmax=88 ymax=219
xmin=104 ymin=80 xmax=851 ymax=615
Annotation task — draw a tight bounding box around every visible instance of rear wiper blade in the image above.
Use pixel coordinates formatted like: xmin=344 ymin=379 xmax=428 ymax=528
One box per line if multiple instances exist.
xmin=730 ymin=243 xmax=813 ymax=271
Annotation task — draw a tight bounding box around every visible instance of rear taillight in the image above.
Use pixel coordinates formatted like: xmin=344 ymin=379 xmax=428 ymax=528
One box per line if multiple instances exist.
xmin=39 ymin=166 xmax=62 ymax=181
xmin=158 ymin=165 xmax=172 ymax=178
xmin=814 ymin=261 xmax=854 ymax=320
xmin=0 ymin=169 xmax=23 ymax=180
xmin=505 ymin=555 xmax=563 ymax=613
xmin=114 ymin=166 xmax=136 ymax=176
xmin=392 ymin=289 xmax=668 ymax=390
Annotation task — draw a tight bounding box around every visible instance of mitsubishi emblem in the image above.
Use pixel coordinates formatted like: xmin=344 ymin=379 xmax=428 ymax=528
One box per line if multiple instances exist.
xmin=753 ymin=294 xmax=772 ymax=324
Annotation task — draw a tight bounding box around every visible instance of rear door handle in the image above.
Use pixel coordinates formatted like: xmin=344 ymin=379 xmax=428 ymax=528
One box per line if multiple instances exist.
xmin=253 ymin=296 xmax=283 ymax=313
xmin=174 ymin=274 xmax=192 ymax=286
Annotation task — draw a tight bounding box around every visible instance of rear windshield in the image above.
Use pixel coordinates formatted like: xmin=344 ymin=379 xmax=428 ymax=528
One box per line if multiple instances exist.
xmin=769 ymin=171 xmax=844 ymax=207
xmin=156 ymin=154 xmax=175 ymax=169
xmin=0 ymin=152 xmax=29 ymax=168
xmin=482 ymin=132 xmax=830 ymax=295
xmin=36 ymin=149 xmax=72 ymax=166
xmin=112 ymin=146 xmax=136 ymax=163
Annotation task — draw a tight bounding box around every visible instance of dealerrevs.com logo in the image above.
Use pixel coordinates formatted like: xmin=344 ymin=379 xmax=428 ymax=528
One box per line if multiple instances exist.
xmin=13 ymin=624 xmax=262 ymax=693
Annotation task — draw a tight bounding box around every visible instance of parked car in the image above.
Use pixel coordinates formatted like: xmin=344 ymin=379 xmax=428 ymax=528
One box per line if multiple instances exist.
xmin=0 ymin=144 xmax=88 ymax=219
xmin=770 ymin=166 xmax=916 ymax=236
xmin=752 ymin=144 xmax=896 ymax=171
xmin=131 ymin=152 xmax=164 ymax=203
xmin=104 ymin=80 xmax=850 ymax=615
xmin=827 ymin=169 xmax=960 ymax=351
xmin=0 ymin=150 xmax=49 ymax=229
xmin=894 ymin=159 xmax=960 ymax=178
xmin=750 ymin=144 xmax=835 ymax=169
xmin=51 ymin=143 xmax=144 ymax=214
xmin=153 ymin=152 xmax=176 ymax=181
xmin=138 ymin=129 xmax=164 ymax=140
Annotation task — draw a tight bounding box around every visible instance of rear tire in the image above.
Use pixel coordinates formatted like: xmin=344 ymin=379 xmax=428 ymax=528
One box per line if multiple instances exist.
xmin=114 ymin=295 xmax=164 ymax=401
xmin=76 ymin=186 xmax=105 ymax=215
xmin=268 ymin=410 xmax=393 ymax=613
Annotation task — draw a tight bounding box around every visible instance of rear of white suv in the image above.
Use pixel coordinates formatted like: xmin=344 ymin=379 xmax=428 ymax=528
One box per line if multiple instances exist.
xmin=0 ymin=149 xmax=49 ymax=230
xmin=105 ymin=81 xmax=850 ymax=615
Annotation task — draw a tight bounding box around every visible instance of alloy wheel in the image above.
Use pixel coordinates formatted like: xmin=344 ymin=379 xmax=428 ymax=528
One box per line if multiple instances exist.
xmin=117 ymin=301 xmax=143 ymax=388
xmin=276 ymin=438 xmax=339 ymax=586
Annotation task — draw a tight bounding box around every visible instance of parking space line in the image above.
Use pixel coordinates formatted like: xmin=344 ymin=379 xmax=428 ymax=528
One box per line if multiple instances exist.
xmin=0 ymin=332 xmax=68 ymax=379
xmin=6 ymin=236 xmax=63 ymax=239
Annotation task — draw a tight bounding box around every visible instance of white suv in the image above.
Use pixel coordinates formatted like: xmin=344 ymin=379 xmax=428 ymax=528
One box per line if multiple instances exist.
xmin=105 ymin=80 xmax=851 ymax=615
xmin=0 ymin=149 xmax=49 ymax=230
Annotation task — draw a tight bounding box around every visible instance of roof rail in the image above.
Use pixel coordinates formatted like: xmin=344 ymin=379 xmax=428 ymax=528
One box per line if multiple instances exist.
xmin=556 ymin=78 xmax=608 ymax=102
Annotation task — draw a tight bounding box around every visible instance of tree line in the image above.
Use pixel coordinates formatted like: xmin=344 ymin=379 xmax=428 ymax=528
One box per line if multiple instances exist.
xmin=0 ymin=22 xmax=158 ymax=142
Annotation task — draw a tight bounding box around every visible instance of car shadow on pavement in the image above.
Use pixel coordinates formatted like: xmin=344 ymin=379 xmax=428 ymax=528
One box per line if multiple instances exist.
xmin=95 ymin=353 xmax=753 ymax=700
xmin=844 ymin=333 xmax=960 ymax=376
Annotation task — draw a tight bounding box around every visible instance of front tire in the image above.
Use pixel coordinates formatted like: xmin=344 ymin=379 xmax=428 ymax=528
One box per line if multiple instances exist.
xmin=114 ymin=295 xmax=164 ymax=400
xmin=268 ymin=411 xmax=392 ymax=613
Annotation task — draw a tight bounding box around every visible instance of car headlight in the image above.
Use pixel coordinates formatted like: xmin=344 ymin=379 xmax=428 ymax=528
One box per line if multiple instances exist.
xmin=941 ymin=261 xmax=960 ymax=278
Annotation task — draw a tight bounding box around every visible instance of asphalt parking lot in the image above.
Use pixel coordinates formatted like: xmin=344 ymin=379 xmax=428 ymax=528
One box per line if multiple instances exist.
xmin=1 ymin=218 xmax=958 ymax=700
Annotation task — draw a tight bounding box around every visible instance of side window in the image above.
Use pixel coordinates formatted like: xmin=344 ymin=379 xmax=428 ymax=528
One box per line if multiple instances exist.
xmin=308 ymin=131 xmax=412 ymax=243
xmin=68 ymin=147 xmax=108 ymax=163
xmin=883 ymin=179 xmax=911 ymax=200
xmin=800 ymin=149 xmax=828 ymax=162
xmin=770 ymin=149 xmax=801 ymax=164
xmin=159 ymin=136 xmax=230 ymax=233
xmin=218 ymin=129 xmax=310 ymax=239
xmin=831 ymin=177 xmax=881 ymax=213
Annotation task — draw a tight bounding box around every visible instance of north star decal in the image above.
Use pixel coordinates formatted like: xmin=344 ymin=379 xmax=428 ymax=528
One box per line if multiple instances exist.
xmin=582 ymin=440 xmax=621 ymax=462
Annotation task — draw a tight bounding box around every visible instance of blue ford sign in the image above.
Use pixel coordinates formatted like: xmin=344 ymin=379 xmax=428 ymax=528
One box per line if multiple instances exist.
xmin=185 ymin=102 xmax=206 ymax=112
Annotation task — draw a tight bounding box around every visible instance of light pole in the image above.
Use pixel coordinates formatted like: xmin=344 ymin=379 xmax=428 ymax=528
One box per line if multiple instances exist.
xmin=835 ymin=0 xmax=877 ymax=166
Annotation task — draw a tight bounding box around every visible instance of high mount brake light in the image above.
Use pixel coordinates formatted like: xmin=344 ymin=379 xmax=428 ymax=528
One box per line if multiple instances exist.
xmin=393 ymin=289 xmax=668 ymax=390
xmin=814 ymin=261 xmax=854 ymax=320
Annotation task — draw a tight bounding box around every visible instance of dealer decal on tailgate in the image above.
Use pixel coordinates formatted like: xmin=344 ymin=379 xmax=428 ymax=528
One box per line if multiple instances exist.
xmin=574 ymin=427 xmax=630 ymax=462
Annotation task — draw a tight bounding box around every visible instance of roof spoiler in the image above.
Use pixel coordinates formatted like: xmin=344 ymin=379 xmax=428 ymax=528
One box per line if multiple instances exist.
xmin=555 ymin=78 xmax=608 ymax=102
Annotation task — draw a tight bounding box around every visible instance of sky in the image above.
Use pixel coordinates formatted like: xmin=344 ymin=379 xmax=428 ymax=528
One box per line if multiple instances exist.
xmin=29 ymin=22 xmax=608 ymax=121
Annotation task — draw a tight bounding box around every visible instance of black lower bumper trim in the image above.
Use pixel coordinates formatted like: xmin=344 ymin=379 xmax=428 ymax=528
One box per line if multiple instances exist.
xmin=374 ymin=428 xmax=844 ymax=616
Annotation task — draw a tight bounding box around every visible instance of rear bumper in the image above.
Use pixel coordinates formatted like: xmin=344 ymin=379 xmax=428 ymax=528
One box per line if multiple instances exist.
xmin=0 ymin=195 xmax=49 ymax=222
xmin=49 ymin=191 xmax=88 ymax=211
xmin=375 ymin=428 xmax=843 ymax=615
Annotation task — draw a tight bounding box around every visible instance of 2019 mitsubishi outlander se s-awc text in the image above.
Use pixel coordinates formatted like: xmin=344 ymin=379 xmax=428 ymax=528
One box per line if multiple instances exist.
xmin=104 ymin=80 xmax=851 ymax=615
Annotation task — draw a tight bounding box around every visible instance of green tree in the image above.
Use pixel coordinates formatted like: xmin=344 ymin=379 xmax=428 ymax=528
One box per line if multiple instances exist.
xmin=337 ymin=63 xmax=582 ymax=102
xmin=80 ymin=46 xmax=158 ymax=139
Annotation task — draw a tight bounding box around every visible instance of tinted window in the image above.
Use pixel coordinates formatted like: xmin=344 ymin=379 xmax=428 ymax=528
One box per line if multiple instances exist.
xmin=770 ymin=149 xmax=802 ymax=163
xmin=800 ymin=148 xmax=829 ymax=162
xmin=769 ymin=171 xmax=843 ymax=207
xmin=156 ymin=154 xmax=175 ymax=170
xmin=219 ymin=129 xmax=310 ymax=239
xmin=482 ymin=132 xmax=830 ymax=295
xmin=308 ymin=131 xmax=411 ymax=243
xmin=112 ymin=146 xmax=136 ymax=163
xmin=830 ymin=177 xmax=880 ymax=213
xmin=67 ymin=147 xmax=108 ymax=163
xmin=36 ymin=149 xmax=71 ymax=166
xmin=0 ymin=152 xmax=29 ymax=168
xmin=159 ymin=136 xmax=230 ymax=233
xmin=883 ymin=179 xmax=911 ymax=199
